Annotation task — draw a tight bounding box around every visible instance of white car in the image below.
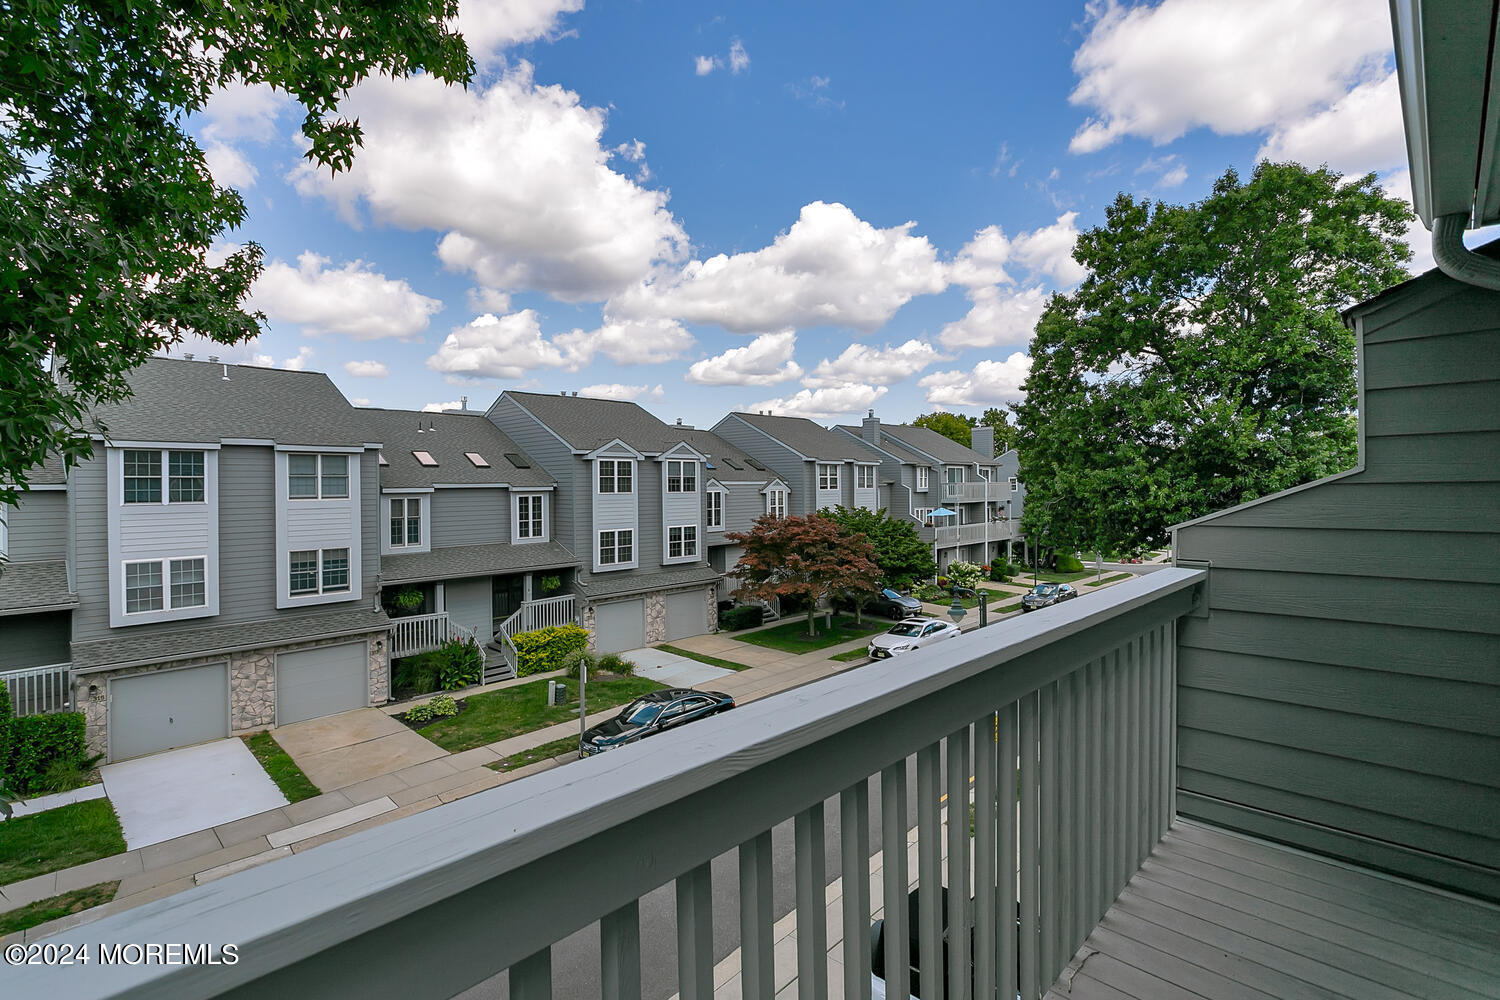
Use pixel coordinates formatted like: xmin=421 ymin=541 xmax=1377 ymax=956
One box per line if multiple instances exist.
xmin=867 ymin=617 xmax=961 ymax=659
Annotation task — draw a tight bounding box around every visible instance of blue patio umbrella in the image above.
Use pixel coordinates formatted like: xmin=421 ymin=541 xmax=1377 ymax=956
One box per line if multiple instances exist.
xmin=929 ymin=507 xmax=958 ymax=517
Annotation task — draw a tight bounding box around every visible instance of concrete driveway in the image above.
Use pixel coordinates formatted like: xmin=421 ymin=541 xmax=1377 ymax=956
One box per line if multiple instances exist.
xmin=274 ymin=708 xmax=447 ymax=791
xmin=621 ymin=647 xmax=735 ymax=687
xmin=100 ymin=739 xmax=288 ymax=850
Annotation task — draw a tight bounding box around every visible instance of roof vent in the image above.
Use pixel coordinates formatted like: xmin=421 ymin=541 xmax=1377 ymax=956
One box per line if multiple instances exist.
xmin=183 ymin=353 xmax=194 ymax=361
xmin=221 ymin=363 xmax=230 ymax=381
xmin=427 ymin=421 xmax=436 ymax=432
xmin=460 ymin=395 xmax=468 ymax=411
xmin=417 ymin=422 xmax=424 ymax=433
xmin=571 ymin=391 xmax=578 ymax=397
xmin=208 ymin=355 xmax=219 ymax=363
xmin=559 ymin=390 xmax=567 ymax=396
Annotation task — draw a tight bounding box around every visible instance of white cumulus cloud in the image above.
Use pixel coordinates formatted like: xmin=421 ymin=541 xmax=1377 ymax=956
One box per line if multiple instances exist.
xmin=1010 ymin=212 xmax=1087 ymax=287
xmin=948 ymin=225 xmax=1013 ymax=288
xmin=199 ymin=82 xmax=294 ymax=144
xmin=609 ymin=201 xmax=948 ymax=334
xmin=728 ymin=39 xmax=751 ymax=73
xmin=746 ymin=383 xmax=888 ymax=420
xmin=427 ymin=310 xmax=571 ymax=379
xmin=203 ymin=143 xmax=257 ymax=189
xmin=290 ymin=65 xmax=687 ymax=301
xmin=250 ymin=253 xmax=443 ymax=341
xmin=554 ymin=317 xmax=696 ymax=366
xmin=805 ymin=339 xmax=945 ymax=387
xmin=454 ymin=0 xmax=584 ymax=67
xmin=919 ymin=354 xmax=1031 ymax=407
xmin=685 ymin=331 xmax=803 ymax=386
xmin=1067 ymin=0 xmax=1392 ymax=154
xmin=938 ymin=286 xmax=1050 ymax=350
xmin=695 ymin=55 xmax=722 ymax=76
xmin=1257 ymin=70 xmax=1406 ymax=175
xmin=423 ymin=400 xmax=467 ymax=413
xmin=577 ymin=383 xmax=664 ymax=401
xmin=344 ymin=360 xmax=389 ymax=378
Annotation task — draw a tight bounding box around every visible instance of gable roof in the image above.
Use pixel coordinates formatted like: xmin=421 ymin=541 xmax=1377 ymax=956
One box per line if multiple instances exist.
xmin=878 ymin=423 xmax=995 ymax=466
xmin=503 ymin=391 xmax=692 ymax=454
xmin=726 ymin=412 xmax=878 ymax=462
xmin=832 ymin=426 xmax=936 ymax=468
xmin=356 ymin=408 xmax=555 ymax=489
xmin=78 ymin=356 xmax=370 ymax=448
xmin=672 ymin=428 xmax=775 ymax=483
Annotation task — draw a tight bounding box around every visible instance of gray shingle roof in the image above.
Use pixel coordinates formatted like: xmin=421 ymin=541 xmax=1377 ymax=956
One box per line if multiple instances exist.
xmin=71 ymin=606 xmax=390 ymax=673
xmin=725 ymin=412 xmax=879 ymax=462
xmin=0 ymin=560 xmax=78 ymax=615
xmin=504 ymin=391 xmax=692 ymax=454
xmin=358 ymin=408 xmax=555 ymax=489
xmin=673 ymin=428 xmax=775 ymax=484
xmin=7 ymin=451 xmax=69 ymax=487
xmin=575 ymin=564 xmax=721 ymax=599
xmin=832 ymin=426 xmax=935 ymax=469
xmin=381 ymin=540 xmax=580 ymax=585
xmin=78 ymin=356 xmax=370 ymax=447
xmin=879 ymin=423 xmax=995 ymax=466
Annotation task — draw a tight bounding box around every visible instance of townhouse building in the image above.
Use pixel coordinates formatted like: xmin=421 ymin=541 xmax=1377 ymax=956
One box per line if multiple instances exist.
xmin=486 ymin=392 xmax=724 ymax=653
xmin=669 ymin=425 xmax=783 ymax=603
xmin=710 ymin=411 xmax=882 ymax=516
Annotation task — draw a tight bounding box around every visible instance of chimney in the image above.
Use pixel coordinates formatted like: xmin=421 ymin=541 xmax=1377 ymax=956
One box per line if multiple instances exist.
xmin=861 ymin=408 xmax=881 ymax=446
xmin=460 ymin=395 xmax=468 ymax=411
xmin=675 ymin=418 xmax=682 ymax=425
xmin=971 ymin=425 xmax=995 ymax=458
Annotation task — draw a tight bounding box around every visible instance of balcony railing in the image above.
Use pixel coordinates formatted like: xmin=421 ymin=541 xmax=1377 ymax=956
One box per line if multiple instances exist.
xmin=935 ymin=518 xmax=1017 ymax=546
xmin=0 ymin=662 xmax=72 ymax=716
xmin=21 ymin=568 xmax=1203 ymax=1000
xmin=516 ymin=593 xmax=577 ymax=633
xmin=943 ymin=480 xmax=1014 ymax=502
xmin=388 ymin=611 xmax=451 ymax=658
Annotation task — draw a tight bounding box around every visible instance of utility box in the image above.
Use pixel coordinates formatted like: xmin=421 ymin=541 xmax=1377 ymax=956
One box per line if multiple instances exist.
xmin=548 ymin=680 xmax=567 ymax=706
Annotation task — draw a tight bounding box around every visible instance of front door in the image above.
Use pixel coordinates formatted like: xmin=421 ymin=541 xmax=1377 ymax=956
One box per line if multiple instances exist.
xmin=492 ymin=574 xmax=526 ymax=629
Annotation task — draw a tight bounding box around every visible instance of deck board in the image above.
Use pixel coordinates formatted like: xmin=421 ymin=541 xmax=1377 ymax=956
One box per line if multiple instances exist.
xmin=1046 ymin=821 xmax=1500 ymax=1000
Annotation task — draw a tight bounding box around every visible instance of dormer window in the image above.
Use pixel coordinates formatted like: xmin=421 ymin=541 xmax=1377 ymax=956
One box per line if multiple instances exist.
xmin=598 ymin=459 xmax=633 ymax=494
xmin=666 ymin=460 xmax=697 ymax=493
xmin=413 ymin=451 xmax=438 ymax=467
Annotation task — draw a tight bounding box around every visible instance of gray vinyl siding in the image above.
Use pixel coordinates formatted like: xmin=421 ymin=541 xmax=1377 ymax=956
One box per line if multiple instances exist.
xmin=591 ymin=455 xmax=641 ymax=572
xmin=486 ymin=395 xmax=578 ymax=555
xmin=710 ymin=417 xmax=814 ymax=515
xmin=720 ymin=483 xmax=765 ymax=535
xmin=660 ymin=460 xmax=701 ymax=563
xmin=71 ymin=453 xmax=116 ymax=640
xmin=0 ymin=611 xmax=70 ymax=669
xmin=5 ymin=491 xmax=67 ymax=562
xmin=443 ymin=576 xmax=491 ymax=642
xmin=1174 ymin=277 xmax=1500 ymax=902
xmin=430 ymin=489 xmax=508 ymax=548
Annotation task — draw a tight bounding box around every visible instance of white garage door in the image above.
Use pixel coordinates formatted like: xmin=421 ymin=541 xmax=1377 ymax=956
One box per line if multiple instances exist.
xmin=594 ymin=599 xmax=645 ymax=654
xmin=277 ymin=641 xmax=369 ymax=725
xmin=109 ymin=663 xmax=228 ymax=762
xmin=665 ymin=590 xmax=707 ymax=642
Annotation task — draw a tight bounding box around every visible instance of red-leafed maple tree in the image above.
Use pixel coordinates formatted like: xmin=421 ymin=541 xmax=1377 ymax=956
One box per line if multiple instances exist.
xmin=726 ymin=512 xmax=881 ymax=637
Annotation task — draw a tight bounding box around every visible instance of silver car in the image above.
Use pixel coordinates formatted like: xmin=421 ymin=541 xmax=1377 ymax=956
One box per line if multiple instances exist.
xmin=867 ymin=617 xmax=961 ymax=659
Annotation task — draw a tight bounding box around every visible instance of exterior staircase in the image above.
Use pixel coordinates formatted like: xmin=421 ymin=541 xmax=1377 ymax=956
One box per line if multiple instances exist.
xmin=483 ymin=594 xmax=579 ymax=684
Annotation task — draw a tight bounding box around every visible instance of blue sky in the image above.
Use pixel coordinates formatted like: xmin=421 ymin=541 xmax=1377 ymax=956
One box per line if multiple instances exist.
xmin=181 ymin=0 xmax=1425 ymax=427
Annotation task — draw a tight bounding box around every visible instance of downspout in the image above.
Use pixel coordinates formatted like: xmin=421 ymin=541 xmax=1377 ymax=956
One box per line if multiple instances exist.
xmin=1433 ymin=212 xmax=1500 ymax=290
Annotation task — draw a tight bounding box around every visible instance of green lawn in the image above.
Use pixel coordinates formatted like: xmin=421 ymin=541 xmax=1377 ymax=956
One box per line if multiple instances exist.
xmin=488 ymin=736 xmax=581 ymax=773
xmin=654 ymin=644 xmax=751 ymax=671
xmin=0 ymin=799 xmax=127 ymax=886
xmin=0 ymin=881 xmax=119 ymax=937
xmin=1016 ymin=569 xmax=1095 ymax=584
xmin=242 ymin=732 xmax=321 ymax=803
xmin=1088 ymin=573 xmax=1135 ymax=586
xmin=923 ymin=593 xmax=985 ymax=609
xmin=418 ymin=675 xmax=665 ymax=753
xmin=991 ymin=600 xmax=1023 ymax=615
xmin=733 ymin=615 xmax=887 ymax=653
xmin=828 ymin=647 xmax=870 ymax=663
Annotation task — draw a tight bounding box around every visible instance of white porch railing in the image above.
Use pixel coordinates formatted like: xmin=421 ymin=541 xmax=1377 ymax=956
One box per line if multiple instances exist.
xmin=935 ymin=519 xmax=1017 ymax=547
xmin=516 ymin=594 xmax=577 ymax=633
xmin=0 ymin=662 xmax=72 ymax=716
xmin=944 ymin=480 xmax=1013 ymax=502
xmin=388 ymin=611 xmax=451 ymax=659
xmin=24 ymin=568 xmax=1203 ymax=1000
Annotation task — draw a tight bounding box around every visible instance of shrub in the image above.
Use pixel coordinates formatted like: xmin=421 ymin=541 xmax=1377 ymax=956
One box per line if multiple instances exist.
xmin=437 ymin=638 xmax=484 ymax=691
xmin=536 ymin=574 xmax=563 ymax=596
xmin=912 ymin=583 xmax=941 ymax=602
xmin=597 ymin=653 xmax=634 ymax=676
xmin=947 ymin=561 xmax=985 ymax=590
xmin=392 ymin=654 xmax=442 ymax=696
xmin=37 ymin=753 xmax=102 ymax=794
xmin=560 ymin=647 xmax=599 ymax=679
xmin=404 ymin=702 xmax=434 ymax=725
xmin=391 ymin=587 xmax=425 ymax=613
xmin=936 ymin=576 xmax=950 ymax=589
xmin=0 ymin=680 xmax=11 ymax=784
xmin=427 ymin=694 xmax=459 ymax=719
xmin=1056 ymin=553 xmax=1085 ymax=573
xmin=720 ymin=605 xmax=763 ymax=631
xmin=512 ymin=623 xmax=590 ymax=677
xmin=5 ymin=712 xmax=88 ymax=795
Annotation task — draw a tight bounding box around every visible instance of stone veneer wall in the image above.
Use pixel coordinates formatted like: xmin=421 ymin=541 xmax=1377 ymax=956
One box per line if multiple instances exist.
xmin=644 ymin=592 xmax=667 ymax=644
xmin=74 ymin=629 xmax=389 ymax=757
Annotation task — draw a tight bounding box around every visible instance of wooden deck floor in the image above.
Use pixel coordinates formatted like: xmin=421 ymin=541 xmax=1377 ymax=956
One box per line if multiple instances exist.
xmin=1047 ymin=820 xmax=1500 ymax=1000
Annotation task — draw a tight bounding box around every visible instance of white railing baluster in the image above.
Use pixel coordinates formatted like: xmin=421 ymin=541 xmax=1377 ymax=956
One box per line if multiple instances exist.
xmin=388 ymin=612 xmax=452 ymax=658
xmin=1112 ymin=648 xmax=1128 ymax=901
xmin=881 ymin=762 xmax=912 ymax=1000
xmin=1038 ymin=681 xmax=1057 ymax=987
xmin=676 ymin=864 xmax=714 ymax=1000
xmin=974 ymin=712 xmax=998 ymax=1000
xmin=0 ymin=663 xmax=72 ymax=716
xmin=946 ymin=724 xmax=971 ymax=1000
xmin=998 ymin=701 xmax=1018 ymax=1000
xmin=1086 ymin=658 xmax=1102 ymax=932
xmin=509 ymin=948 xmax=551 ymax=1000
xmin=794 ymin=803 xmax=828 ymax=1000
xmin=917 ymin=742 xmax=945 ymax=1000
xmin=840 ymin=782 xmax=873 ymax=1000
xmin=1018 ymin=691 xmax=1039 ymax=1000
xmin=600 ymin=901 xmax=641 ymax=1000
xmin=740 ymin=831 xmax=775 ymax=999
xmin=1125 ymin=638 xmax=1140 ymax=874
xmin=1058 ymin=672 xmax=1076 ymax=973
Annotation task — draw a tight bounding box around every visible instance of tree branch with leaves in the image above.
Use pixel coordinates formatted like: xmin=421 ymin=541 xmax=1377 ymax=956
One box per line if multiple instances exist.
xmin=726 ymin=513 xmax=881 ymax=637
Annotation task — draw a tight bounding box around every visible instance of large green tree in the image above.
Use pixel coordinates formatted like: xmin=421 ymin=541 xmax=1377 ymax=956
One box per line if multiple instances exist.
xmin=910 ymin=411 xmax=975 ymax=447
xmin=819 ymin=505 xmax=936 ymax=590
xmin=1 ymin=1 xmax=472 ymax=501
xmin=1015 ymin=162 xmax=1412 ymax=555
xmin=726 ymin=513 xmax=880 ymax=637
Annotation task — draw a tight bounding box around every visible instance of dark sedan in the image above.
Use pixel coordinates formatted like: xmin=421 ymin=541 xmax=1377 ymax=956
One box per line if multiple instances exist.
xmin=1020 ymin=582 xmax=1078 ymax=613
xmin=848 ymin=586 xmax=925 ymax=619
xmin=580 ymin=688 xmax=735 ymax=757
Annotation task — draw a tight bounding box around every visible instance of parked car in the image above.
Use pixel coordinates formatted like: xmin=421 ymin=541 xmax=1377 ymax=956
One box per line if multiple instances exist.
xmin=867 ymin=617 xmax=962 ymax=659
xmin=837 ymin=587 xmax=925 ymax=620
xmin=1020 ymin=582 xmax=1077 ymax=613
xmin=579 ymin=688 xmax=735 ymax=757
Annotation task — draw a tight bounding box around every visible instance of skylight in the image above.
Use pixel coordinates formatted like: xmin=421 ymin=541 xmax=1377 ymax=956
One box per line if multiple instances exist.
xmin=505 ymin=452 xmax=532 ymax=469
xmin=378 ymin=452 xmax=389 ymax=467
xmin=465 ymin=452 xmax=490 ymax=468
xmin=413 ymin=451 xmax=438 ymax=467
xmin=721 ymin=457 xmax=743 ymax=470
xmin=745 ymin=458 xmax=767 ymax=471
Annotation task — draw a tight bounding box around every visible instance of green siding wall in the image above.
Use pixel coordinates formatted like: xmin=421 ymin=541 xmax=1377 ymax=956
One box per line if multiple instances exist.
xmin=1174 ymin=275 xmax=1500 ymax=902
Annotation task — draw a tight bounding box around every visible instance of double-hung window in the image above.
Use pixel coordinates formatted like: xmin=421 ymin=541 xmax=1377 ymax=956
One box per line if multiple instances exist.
xmin=390 ymin=498 xmax=422 ymax=547
xmin=668 ymin=525 xmax=698 ymax=559
xmin=766 ymin=488 xmax=787 ymax=518
xmin=288 ymin=454 xmax=350 ymax=500
xmin=666 ymin=460 xmax=697 ymax=493
xmin=168 ymin=452 xmax=205 ymax=502
xmin=517 ymin=494 xmax=543 ymax=539
xmin=124 ymin=561 xmax=163 ymax=613
xmin=123 ymin=450 xmax=162 ymax=503
xmin=289 ymin=548 xmax=350 ymax=596
xmin=916 ymin=466 xmax=930 ymax=491
xmin=123 ymin=557 xmax=206 ymax=614
xmin=1009 ymin=477 xmax=1019 ymax=492
xmin=124 ymin=449 xmax=208 ymax=504
xmin=856 ymin=465 xmax=876 ymax=489
xmin=598 ymin=459 xmax=633 ymax=494
xmin=706 ymin=490 xmax=723 ymax=529
xmin=598 ymin=529 xmax=634 ymax=566
xmin=817 ymin=464 xmax=839 ymax=491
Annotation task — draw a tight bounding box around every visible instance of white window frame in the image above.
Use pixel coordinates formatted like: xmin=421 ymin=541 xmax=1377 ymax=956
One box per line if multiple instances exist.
xmin=517 ymin=493 xmax=545 ymax=540
xmin=916 ymin=466 xmax=930 ymax=491
xmin=946 ymin=466 xmax=965 ymax=486
xmin=598 ymin=528 xmax=635 ymax=567
xmin=706 ymin=489 xmax=724 ymax=530
xmin=667 ymin=524 xmax=698 ymax=560
xmin=856 ymin=465 xmax=876 ymax=490
xmin=288 ymin=454 xmax=350 ymax=501
xmin=1009 ymin=476 xmax=1019 ymax=492
xmin=597 ymin=459 xmax=634 ymax=495
xmin=388 ymin=496 xmax=423 ymax=549
xmin=666 ymin=460 xmax=697 ymax=494
xmin=914 ymin=507 xmax=934 ymax=523
xmin=288 ymin=547 xmax=351 ymax=597
xmin=122 ymin=555 xmax=207 ymax=615
xmin=766 ymin=488 xmax=787 ymax=518
xmin=817 ymin=464 xmax=839 ymax=491
xmin=0 ymin=505 xmax=7 ymax=558
xmin=122 ymin=448 xmax=207 ymax=505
